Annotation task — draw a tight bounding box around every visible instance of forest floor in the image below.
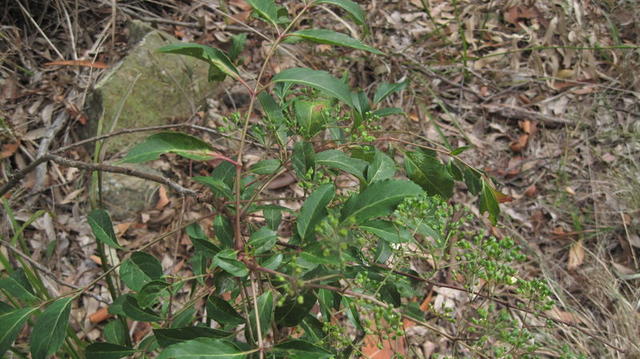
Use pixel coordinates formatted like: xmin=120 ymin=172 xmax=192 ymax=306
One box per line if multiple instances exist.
xmin=1 ymin=0 xmax=639 ymax=357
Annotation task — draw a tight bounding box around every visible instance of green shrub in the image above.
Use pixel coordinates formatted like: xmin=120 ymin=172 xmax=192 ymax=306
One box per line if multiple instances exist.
xmin=0 ymin=1 xmax=575 ymax=358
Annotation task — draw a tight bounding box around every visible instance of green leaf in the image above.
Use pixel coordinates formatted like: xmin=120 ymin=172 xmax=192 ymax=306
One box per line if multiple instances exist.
xmin=341 ymin=179 xmax=423 ymax=224
xmin=294 ymin=99 xmax=329 ymax=139
xmin=87 ymin=209 xmax=121 ymax=249
xmin=289 ymin=29 xmax=382 ymax=55
xmin=229 ymin=33 xmax=247 ymax=61
xmin=262 ymin=205 xmax=283 ymax=230
xmin=373 ymin=80 xmax=408 ymax=104
xmin=360 ymin=220 xmax=411 ymax=243
xmin=0 ymin=307 xmax=37 ymax=357
xmin=314 ymin=0 xmax=365 ymax=25
xmin=451 ymin=146 xmax=471 ymax=156
xmin=186 ymin=223 xmax=206 ymax=240
xmin=273 ymin=340 xmax=333 ymax=359
xmin=375 ymin=238 xmax=393 ymax=263
xmin=479 ymin=179 xmax=500 ymax=225
xmin=247 ymin=292 xmax=273 ymax=343
xmin=211 ymin=161 xmax=236 ymax=187
xmin=315 ymin=150 xmax=367 ymax=180
xmin=158 ymin=43 xmax=239 ymax=80
xmin=172 ymin=306 xmax=197 ymax=328
xmin=213 ymin=249 xmax=249 ymax=277
xmin=137 ymin=280 xmax=170 ymax=308
xmin=120 ymin=252 xmax=163 ymax=292
xmin=85 ymin=343 xmax=135 ymax=359
xmin=214 ymin=215 xmax=235 ymax=249
xmin=249 ymin=159 xmax=281 ymax=175
xmin=0 ymin=301 xmax=13 ymax=315
xmin=30 ymin=296 xmax=74 ymax=359
xmin=404 ymin=150 xmax=454 ymax=199
xmin=292 ymin=141 xmax=315 ymax=179
xmin=246 ymin=0 xmax=286 ymax=27
xmin=296 ymin=184 xmax=335 ymax=241
xmin=366 ymin=149 xmax=396 ymax=183
xmin=157 ymin=338 xmax=245 ymax=359
xmin=257 ymin=92 xmax=285 ymax=125
xmin=122 ymin=295 xmax=161 ymax=322
xmin=462 ymin=164 xmax=482 ymax=195
xmin=104 ymin=320 xmax=128 ymax=345
xmin=260 ymin=253 xmax=283 ymax=270
xmin=371 ymin=107 xmax=404 ymax=117
xmin=122 ymin=132 xmax=217 ymax=163
xmin=272 ymin=68 xmax=354 ymax=107
xmin=249 ymin=227 xmax=277 ymax=254
xmin=193 ymin=177 xmax=233 ymax=199
xmin=275 ymin=292 xmax=316 ymax=327
xmin=206 ymin=296 xmax=245 ymax=327
xmin=0 ymin=270 xmax=38 ymax=303
xmin=154 ymin=327 xmax=233 ymax=347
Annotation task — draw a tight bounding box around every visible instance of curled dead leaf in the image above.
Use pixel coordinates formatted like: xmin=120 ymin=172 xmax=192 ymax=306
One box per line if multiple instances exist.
xmin=155 ymin=185 xmax=170 ymax=210
xmin=510 ymin=134 xmax=529 ymax=152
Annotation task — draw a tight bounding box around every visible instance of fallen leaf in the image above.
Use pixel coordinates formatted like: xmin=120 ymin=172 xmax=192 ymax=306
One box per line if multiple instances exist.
xmin=611 ymin=261 xmax=636 ymax=276
xmin=0 ymin=141 xmax=20 ymax=159
xmin=510 ymin=134 xmax=529 ymax=152
xmin=59 ymin=188 xmax=84 ymax=204
xmin=545 ymin=306 xmax=584 ymax=325
xmin=556 ymin=69 xmax=575 ymax=79
xmin=524 ymin=184 xmax=537 ymax=197
xmin=567 ymin=240 xmax=584 ymax=271
xmin=155 ymin=185 xmax=170 ymax=210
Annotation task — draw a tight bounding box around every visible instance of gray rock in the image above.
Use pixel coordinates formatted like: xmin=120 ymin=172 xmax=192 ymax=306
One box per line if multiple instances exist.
xmin=84 ymin=21 xmax=221 ymax=219
xmin=84 ymin=20 xmax=220 ymax=154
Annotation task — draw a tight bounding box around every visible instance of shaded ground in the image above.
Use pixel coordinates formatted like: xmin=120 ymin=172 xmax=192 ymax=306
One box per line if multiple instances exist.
xmin=1 ymin=0 xmax=639 ymax=357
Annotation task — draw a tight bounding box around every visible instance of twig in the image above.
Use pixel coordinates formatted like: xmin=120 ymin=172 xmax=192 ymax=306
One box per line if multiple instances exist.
xmin=45 ymin=154 xmax=196 ymax=196
xmin=15 ymin=0 xmax=64 ymax=59
xmin=33 ymin=111 xmax=69 ymax=193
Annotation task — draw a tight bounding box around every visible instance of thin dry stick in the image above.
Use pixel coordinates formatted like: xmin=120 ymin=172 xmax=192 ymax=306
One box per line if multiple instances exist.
xmin=15 ymin=0 xmax=64 ymax=59
xmin=46 ymin=154 xmax=196 ymax=196
xmin=249 ymin=273 xmax=265 ymax=358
